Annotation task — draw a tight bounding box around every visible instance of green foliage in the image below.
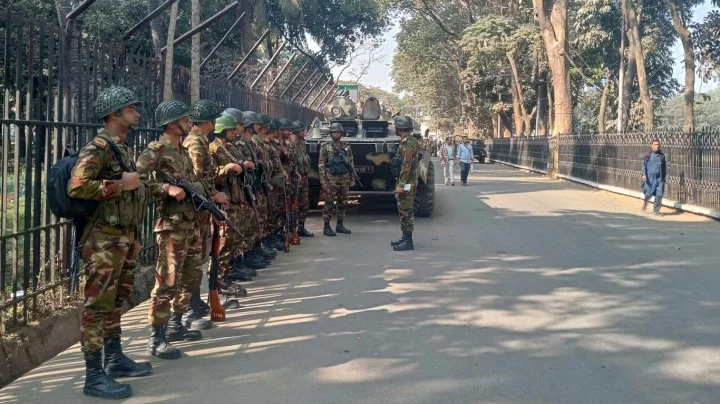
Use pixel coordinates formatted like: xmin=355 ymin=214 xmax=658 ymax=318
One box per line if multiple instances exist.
xmin=658 ymin=88 xmax=720 ymax=129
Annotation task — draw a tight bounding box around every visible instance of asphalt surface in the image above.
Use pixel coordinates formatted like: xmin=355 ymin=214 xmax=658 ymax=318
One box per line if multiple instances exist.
xmin=2 ymin=161 xmax=720 ymax=404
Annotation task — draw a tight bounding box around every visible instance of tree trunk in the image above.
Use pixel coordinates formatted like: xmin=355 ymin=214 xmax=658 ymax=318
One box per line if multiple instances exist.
xmin=547 ymin=79 xmax=554 ymax=135
xmin=533 ymin=0 xmax=572 ymax=136
xmin=148 ymin=0 xmax=166 ymax=58
xmin=666 ymin=0 xmax=695 ymax=133
xmin=507 ymin=52 xmax=533 ymax=136
xmin=598 ymin=72 xmax=612 ymax=134
xmin=190 ymin=0 xmax=201 ymax=103
xmin=621 ymin=51 xmax=637 ymax=131
xmin=163 ymin=1 xmax=179 ymax=101
xmin=626 ymin=3 xmax=654 ymax=131
xmin=537 ymin=70 xmax=548 ymax=136
xmin=509 ymin=72 xmax=525 ymax=136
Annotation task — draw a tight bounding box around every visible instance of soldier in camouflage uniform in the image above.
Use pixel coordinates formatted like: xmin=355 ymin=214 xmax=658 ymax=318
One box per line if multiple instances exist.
xmin=180 ymin=100 xmax=227 ymax=331
xmin=68 ymin=86 xmax=151 ymax=399
xmin=208 ymin=113 xmax=257 ymax=282
xmin=137 ymin=100 xmax=209 ymax=360
xmin=266 ymin=118 xmax=289 ymax=250
xmin=291 ymin=120 xmax=314 ymax=237
xmin=319 ymin=123 xmax=355 ymax=237
xmin=390 ymin=115 xmax=419 ymax=251
xmin=257 ymin=114 xmax=287 ymax=250
xmin=223 ymin=108 xmax=276 ymax=267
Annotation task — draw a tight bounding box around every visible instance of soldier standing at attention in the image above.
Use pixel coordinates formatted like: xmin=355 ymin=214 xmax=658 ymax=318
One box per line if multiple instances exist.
xmin=208 ymin=114 xmax=256 ymax=282
xmin=69 ymin=87 xmax=151 ymax=399
xmin=291 ymin=120 xmax=314 ymax=237
xmin=263 ymin=117 xmax=289 ymax=250
xmin=222 ymin=109 xmax=270 ymax=269
xmin=256 ymin=114 xmax=287 ymax=250
xmin=180 ymin=100 xmax=227 ymax=331
xmin=319 ymin=123 xmax=355 ymax=237
xmin=137 ymin=100 xmax=208 ymax=360
xmin=390 ymin=115 xmax=420 ymax=251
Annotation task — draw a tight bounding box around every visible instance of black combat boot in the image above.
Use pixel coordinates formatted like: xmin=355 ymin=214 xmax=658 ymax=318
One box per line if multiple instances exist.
xmin=103 ymin=336 xmax=153 ymax=378
xmin=146 ymin=326 xmax=182 ymax=360
xmin=335 ymin=220 xmax=351 ymax=235
xmin=165 ymin=312 xmax=202 ymax=342
xmin=190 ymin=289 xmax=210 ymax=317
xmin=261 ymin=237 xmax=278 ymax=259
xmin=244 ymin=250 xmax=267 ymax=270
xmin=393 ymin=231 xmax=414 ymax=251
xmin=228 ymin=256 xmax=253 ymax=281
xmin=182 ymin=304 xmax=212 ymax=331
xmin=323 ymin=222 xmax=336 ymax=237
xmin=84 ymin=350 xmax=132 ymax=399
xmin=237 ymin=255 xmax=257 ymax=277
xmin=390 ymin=233 xmax=405 ymax=247
xmin=271 ymin=229 xmax=286 ymax=250
xmin=297 ymin=222 xmax=314 ymax=237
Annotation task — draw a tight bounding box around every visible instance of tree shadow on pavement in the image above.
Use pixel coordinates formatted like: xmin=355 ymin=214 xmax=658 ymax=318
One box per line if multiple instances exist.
xmin=3 ymin=165 xmax=720 ymax=404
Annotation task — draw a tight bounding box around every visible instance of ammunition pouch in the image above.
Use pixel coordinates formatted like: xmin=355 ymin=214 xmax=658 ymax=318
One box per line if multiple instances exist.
xmin=326 ymin=154 xmax=350 ymax=176
xmin=390 ymin=156 xmax=402 ymax=178
xmin=99 ymin=183 xmax=149 ymax=228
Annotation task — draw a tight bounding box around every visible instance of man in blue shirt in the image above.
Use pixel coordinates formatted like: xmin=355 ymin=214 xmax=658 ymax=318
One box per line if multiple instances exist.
xmin=458 ymin=136 xmax=474 ymax=186
xmin=641 ymin=139 xmax=667 ymax=216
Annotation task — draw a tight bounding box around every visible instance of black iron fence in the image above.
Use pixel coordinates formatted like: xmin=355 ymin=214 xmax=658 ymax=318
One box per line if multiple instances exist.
xmin=0 ymin=9 xmax=322 ymax=332
xmin=486 ymin=130 xmax=720 ymax=212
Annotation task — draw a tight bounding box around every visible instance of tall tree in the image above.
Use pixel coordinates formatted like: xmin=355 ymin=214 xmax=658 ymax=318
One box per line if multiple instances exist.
xmin=532 ymin=0 xmax=573 ymax=135
xmin=190 ymin=0 xmax=200 ymax=102
xmin=163 ymin=1 xmax=179 ymax=101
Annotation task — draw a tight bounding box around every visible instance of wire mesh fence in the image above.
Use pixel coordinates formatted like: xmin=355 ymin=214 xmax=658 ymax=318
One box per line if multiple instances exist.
xmin=486 ymin=130 xmax=720 ymax=212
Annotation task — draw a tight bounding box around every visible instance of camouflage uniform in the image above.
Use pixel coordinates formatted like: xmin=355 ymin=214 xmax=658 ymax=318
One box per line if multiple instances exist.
xmin=318 ymin=140 xmax=354 ymax=222
xmin=262 ymin=137 xmax=286 ymax=231
xmin=234 ymin=138 xmax=263 ymax=242
xmin=68 ymin=129 xmax=147 ymax=353
xmin=292 ymin=139 xmax=312 ymax=221
xmin=270 ymin=138 xmax=288 ymax=229
xmin=209 ymin=138 xmax=254 ymax=271
xmin=396 ymin=135 xmax=420 ymax=231
xmin=136 ymin=137 xmax=205 ymax=327
xmin=182 ymin=128 xmax=217 ymax=260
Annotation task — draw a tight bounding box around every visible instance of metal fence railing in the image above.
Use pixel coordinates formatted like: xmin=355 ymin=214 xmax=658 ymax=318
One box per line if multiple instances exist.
xmin=0 ymin=9 xmax=322 ymax=333
xmin=486 ymin=129 xmax=720 ymax=212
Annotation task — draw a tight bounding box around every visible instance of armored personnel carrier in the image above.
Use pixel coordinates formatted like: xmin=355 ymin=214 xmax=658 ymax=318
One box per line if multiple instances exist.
xmin=306 ymin=95 xmax=435 ymax=217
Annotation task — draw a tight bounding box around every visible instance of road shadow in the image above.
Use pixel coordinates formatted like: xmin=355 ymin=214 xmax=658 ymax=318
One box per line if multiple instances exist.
xmin=2 ymin=163 xmax=719 ymax=404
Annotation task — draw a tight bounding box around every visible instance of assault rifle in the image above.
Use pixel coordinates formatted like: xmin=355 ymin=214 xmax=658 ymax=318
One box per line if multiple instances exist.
xmin=241 ymin=171 xmax=264 ymax=235
xmin=169 ymin=179 xmax=241 ymax=235
xmin=338 ymin=151 xmax=362 ymax=187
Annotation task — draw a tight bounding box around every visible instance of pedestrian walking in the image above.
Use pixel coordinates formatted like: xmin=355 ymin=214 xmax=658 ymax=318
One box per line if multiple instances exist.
xmin=458 ymin=136 xmax=474 ymax=186
xmin=439 ymin=136 xmax=458 ymax=186
xmin=641 ymin=139 xmax=667 ymax=216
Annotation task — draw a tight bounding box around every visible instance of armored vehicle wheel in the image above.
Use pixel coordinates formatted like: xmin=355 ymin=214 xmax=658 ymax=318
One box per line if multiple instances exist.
xmin=414 ymin=161 xmax=435 ymax=217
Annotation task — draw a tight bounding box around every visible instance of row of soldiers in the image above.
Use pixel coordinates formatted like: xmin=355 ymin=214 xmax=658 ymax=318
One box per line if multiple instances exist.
xmin=67 ymin=86 xmax=317 ymax=399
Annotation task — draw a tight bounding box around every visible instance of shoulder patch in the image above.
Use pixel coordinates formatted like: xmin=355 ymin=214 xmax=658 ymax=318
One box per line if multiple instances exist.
xmin=147 ymin=141 xmax=163 ymax=152
xmin=93 ymin=137 xmax=108 ymax=148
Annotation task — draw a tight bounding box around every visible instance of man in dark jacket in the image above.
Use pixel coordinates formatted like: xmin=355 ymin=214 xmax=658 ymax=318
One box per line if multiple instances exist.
xmin=641 ymin=139 xmax=667 ymax=216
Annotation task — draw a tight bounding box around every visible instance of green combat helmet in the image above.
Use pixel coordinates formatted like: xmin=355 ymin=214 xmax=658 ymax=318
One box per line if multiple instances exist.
xmin=329 ymin=122 xmax=345 ymax=133
xmin=394 ymin=115 xmax=413 ymax=131
xmin=223 ymin=108 xmax=244 ymax=124
xmin=214 ymin=113 xmax=238 ymax=134
xmin=242 ymin=111 xmax=261 ymax=128
xmin=258 ymin=113 xmax=272 ymax=127
xmin=94 ymin=86 xmax=141 ymax=120
xmin=291 ymin=120 xmax=306 ymax=133
xmin=279 ymin=118 xmax=293 ymax=130
xmin=156 ymin=100 xmax=191 ymax=128
xmin=269 ymin=118 xmax=282 ymax=131
xmin=190 ymin=100 xmax=220 ymax=123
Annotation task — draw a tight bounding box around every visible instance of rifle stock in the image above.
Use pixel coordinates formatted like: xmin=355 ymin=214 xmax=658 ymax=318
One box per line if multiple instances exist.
xmin=209 ymin=220 xmax=225 ymax=321
xmin=290 ymin=173 xmax=301 ymax=245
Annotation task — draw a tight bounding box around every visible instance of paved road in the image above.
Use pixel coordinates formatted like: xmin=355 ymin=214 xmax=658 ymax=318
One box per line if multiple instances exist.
xmin=3 ymin=162 xmax=720 ymax=404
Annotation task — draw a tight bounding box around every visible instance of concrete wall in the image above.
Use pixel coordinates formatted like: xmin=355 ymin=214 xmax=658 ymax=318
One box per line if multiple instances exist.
xmin=0 ymin=265 xmax=155 ymax=388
